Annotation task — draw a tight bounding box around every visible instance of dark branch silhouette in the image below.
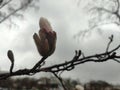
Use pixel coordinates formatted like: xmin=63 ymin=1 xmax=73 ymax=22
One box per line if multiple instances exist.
xmin=0 ymin=1 xmax=119 ymax=90
xmin=0 ymin=35 xmax=120 ymax=90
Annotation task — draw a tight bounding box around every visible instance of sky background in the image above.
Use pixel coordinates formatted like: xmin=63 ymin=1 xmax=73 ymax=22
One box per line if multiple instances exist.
xmin=0 ymin=0 xmax=120 ymax=84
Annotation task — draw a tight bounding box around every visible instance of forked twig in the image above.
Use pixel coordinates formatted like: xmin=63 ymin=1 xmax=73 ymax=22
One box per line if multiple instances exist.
xmin=0 ymin=35 xmax=120 ymax=90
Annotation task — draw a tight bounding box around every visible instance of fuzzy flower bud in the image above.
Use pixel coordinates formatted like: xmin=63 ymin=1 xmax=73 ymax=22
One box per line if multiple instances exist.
xmin=7 ymin=50 xmax=14 ymax=63
xmin=33 ymin=17 xmax=57 ymax=57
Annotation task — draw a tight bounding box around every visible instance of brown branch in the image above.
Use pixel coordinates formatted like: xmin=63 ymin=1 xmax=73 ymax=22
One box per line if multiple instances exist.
xmin=0 ymin=35 xmax=120 ymax=90
xmin=113 ymin=58 xmax=120 ymax=63
xmin=0 ymin=37 xmax=119 ymax=76
xmin=106 ymin=35 xmax=113 ymax=52
xmin=30 ymin=56 xmax=48 ymax=72
xmin=52 ymin=72 xmax=67 ymax=90
xmin=10 ymin=62 xmax=14 ymax=73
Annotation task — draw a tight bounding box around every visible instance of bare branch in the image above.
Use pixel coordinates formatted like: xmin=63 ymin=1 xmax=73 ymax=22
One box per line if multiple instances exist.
xmin=94 ymin=7 xmax=115 ymax=14
xmin=106 ymin=35 xmax=113 ymax=52
xmin=0 ymin=0 xmax=34 ymax=24
xmin=53 ymin=72 xmax=67 ymax=90
xmin=0 ymin=35 xmax=120 ymax=90
xmin=0 ymin=36 xmax=119 ymax=78
xmin=30 ymin=56 xmax=48 ymax=72
xmin=115 ymin=0 xmax=120 ymax=13
xmin=0 ymin=0 xmax=12 ymax=9
xmin=80 ymin=0 xmax=120 ymax=36
xmin=113 ymin=58 xmax=120 ymax=63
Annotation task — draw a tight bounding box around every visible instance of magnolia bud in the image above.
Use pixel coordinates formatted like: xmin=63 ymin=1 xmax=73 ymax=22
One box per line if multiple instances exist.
xmin=39 ymin=17 xmax=52 ymax=32
xmin=33 ymin=32 xmax=49 ymax=56
xmin=7 ymin=50 xmax=14 ymax=63
xmin=33 ymin=17 xmax=57 ymax=57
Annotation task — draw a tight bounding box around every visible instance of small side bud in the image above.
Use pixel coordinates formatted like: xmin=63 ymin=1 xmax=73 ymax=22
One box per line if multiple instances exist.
xmin=7 ymin=50 xmax=14 ymax=63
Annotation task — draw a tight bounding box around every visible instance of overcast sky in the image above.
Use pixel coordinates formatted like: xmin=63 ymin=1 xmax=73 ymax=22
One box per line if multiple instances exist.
xmin=0 ymin=0 xmax=120 ymax=84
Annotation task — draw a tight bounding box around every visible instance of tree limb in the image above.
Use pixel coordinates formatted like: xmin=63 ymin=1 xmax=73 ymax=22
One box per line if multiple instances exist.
xmin=0 ymin=0 xmax=34 ymax=24
xmin=0 ymin=0 xmax=12 ymax=9
xmin=0 ymin=35 xmax=119 ymax=90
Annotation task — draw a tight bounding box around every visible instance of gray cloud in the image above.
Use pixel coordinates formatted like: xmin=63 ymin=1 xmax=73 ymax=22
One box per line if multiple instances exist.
xmin=0 ymin=0 xmax=120 ymax=84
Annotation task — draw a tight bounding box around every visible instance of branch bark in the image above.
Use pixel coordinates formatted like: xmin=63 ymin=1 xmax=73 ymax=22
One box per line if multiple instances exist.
xmin=0 ymin=35 xmax=120 ymax=90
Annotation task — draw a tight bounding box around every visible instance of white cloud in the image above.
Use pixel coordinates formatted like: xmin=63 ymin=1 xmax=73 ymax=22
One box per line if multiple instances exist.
xmin=0 ymin=0 xmax=120 ymax=84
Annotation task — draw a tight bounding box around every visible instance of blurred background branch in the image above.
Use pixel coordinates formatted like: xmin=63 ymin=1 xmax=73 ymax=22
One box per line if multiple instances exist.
xmin=75 ymin=0 xmax=120 ymax=38
xmin=0 ymin=0 xmax=38 ymax=24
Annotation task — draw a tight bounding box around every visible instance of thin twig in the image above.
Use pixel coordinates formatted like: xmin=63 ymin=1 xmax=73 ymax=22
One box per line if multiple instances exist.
xmin=1 ymin=41 xmax=119 ymax=80
xmin=10 ymin=62 xmax=14 ymax=73
xmin=0 ymin=0 xmax=12 ymax=9
xmin=53 ymin=72 xmax=67 ymax=90
xmin=0 ymin=0 xmax=34 ymax=24
xmin=0 ymin=35 xmax=120 ymax=90
xmin=30 ymin=56 xmax=48 ymax=72
xmin=113 ymin=58 xmax=120 ymax=63
xmin=106 ymin=35 xmax=113 ymax=52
